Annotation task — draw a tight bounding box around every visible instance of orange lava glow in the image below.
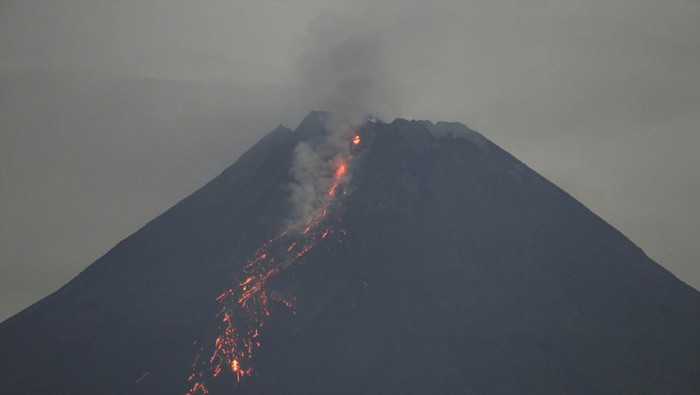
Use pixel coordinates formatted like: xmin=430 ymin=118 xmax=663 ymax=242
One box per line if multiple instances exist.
xmin=328 ymin=163 xmax=347 ymax=197
xmin=353 ymin=135 xmax=361 ymax=145
xmin=186 ymin=382 xmax=209 ymax=395
xmin=185 ymin=134 xmax=359 ymax=393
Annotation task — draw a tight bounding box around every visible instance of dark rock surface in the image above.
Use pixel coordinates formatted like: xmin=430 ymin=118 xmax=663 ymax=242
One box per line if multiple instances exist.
xmin=1 ymin=111 xmax=699 ymax=394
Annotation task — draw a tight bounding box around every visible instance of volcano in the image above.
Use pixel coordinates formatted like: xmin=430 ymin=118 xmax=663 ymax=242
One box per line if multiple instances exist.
xmin=1 ymin=111 xmax=699 ymax=394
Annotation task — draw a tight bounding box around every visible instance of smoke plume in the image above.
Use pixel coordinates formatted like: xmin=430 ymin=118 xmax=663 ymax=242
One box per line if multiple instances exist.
xmin=287 ymin=121 xmax=354 ymax=231
xmin=298 ymin=9 xmax=399 ymax=123
xmin=287 ymin=9 xmax=398 ymax=230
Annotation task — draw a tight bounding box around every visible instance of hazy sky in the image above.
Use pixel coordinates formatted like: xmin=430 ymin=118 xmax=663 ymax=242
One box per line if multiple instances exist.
xmin=1 ymin=0 xmax=699 ymax=321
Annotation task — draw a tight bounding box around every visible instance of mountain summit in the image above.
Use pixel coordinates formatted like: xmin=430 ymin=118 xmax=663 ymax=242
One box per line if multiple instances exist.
xmin=1 ymin=111 xmax=699 ymax=394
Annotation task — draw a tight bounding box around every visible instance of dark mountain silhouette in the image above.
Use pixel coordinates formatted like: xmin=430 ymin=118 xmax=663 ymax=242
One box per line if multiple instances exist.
xmin=1 ymin=111 xmax=699 ymax=394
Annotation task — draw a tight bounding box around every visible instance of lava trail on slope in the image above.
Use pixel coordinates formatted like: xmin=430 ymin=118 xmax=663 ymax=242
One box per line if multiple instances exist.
xmin=185 ymin=134 xmax=362 ymax=394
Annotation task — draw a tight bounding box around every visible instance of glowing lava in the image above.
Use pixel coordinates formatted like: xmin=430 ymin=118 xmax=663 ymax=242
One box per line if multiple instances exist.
xmin=185 ymin=134 xmax=359 ymax=394
xmin=328 ymin=163 xmax=347 ymax=198
xmin=353 ymin=135 xmax=361 ymax=145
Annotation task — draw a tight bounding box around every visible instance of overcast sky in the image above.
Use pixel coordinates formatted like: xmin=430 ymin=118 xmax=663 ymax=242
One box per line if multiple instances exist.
xmin=1 ymin=0 xmax=699 ymax=321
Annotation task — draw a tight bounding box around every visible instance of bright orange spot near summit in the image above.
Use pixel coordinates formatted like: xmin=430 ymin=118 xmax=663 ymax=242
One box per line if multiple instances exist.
xmin=353 ymin=135 xmax=361 ymax=145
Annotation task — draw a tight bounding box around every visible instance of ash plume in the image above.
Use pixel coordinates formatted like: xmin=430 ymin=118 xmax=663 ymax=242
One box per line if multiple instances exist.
xmin=287 ymin=9 xmax=399 ymax=231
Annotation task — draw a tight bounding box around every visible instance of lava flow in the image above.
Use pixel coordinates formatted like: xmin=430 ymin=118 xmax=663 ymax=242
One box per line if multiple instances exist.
xmin=185 ymin=134 xmax=360 ymax=394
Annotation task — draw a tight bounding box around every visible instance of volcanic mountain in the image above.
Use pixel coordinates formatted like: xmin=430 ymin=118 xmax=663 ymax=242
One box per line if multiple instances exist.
xmin=1 ymin=111 xmax=699 ymax=394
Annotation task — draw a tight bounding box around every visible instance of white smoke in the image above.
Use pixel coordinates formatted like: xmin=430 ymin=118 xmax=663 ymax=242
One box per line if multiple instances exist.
xmin=287 ymin=120 xmax=356 ymax=231
xmin=297 ymin=9 xmax=398 ymax=123
xmin=286 ymin=9 xmax=399 ymax=231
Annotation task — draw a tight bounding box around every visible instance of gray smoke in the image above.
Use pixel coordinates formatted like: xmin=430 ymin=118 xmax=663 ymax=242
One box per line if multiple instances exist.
xmin=287 ymin=122 xmax=354 ymax=231
xmin=297 ymin=9 xmax=399 ymax=123
xmin=287 ymin=10 xmax=398 ymax=231
xmin=3 ymin=0 xmax=699 ymax=321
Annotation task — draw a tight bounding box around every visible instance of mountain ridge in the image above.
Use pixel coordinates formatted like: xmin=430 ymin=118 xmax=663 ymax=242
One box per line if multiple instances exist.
xmin=1 ymin=111 xmax=699 ymax=394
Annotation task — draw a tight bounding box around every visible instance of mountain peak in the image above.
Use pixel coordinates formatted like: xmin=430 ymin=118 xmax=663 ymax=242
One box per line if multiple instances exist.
xmin=1 ymin=115 xmax=699 ymax=394
xmin=293 ymin=110 xmax=331 ymax=138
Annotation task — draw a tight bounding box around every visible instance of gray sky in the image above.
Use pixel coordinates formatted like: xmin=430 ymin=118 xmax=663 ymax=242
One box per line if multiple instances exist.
xmin=1 ymin=0 xmax=699 ymax=321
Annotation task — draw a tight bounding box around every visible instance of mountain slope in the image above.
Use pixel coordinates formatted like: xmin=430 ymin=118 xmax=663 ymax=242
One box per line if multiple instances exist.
xmin=1 ymin=111 xmax=699 ymax=394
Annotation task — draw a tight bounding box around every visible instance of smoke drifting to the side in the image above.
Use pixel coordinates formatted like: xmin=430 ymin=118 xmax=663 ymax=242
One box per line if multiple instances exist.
xmin=287 ymin=9 xmax=398 ymax=230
